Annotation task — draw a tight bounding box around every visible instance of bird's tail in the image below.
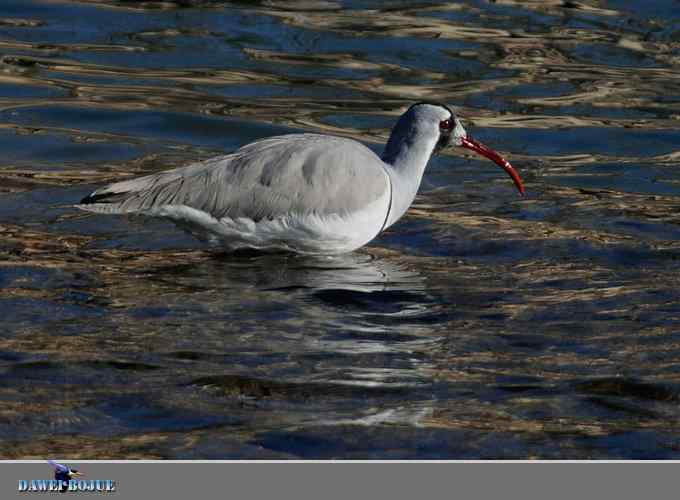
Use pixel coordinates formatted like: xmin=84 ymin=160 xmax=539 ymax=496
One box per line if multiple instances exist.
xmin=76 ymin=157 xmax=217 ymax=215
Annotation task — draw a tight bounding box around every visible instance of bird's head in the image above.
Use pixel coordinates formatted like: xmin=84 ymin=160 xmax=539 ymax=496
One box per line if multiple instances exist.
xmin=69 ymin=469 xmax=82 ymax=478
xmin=401 ymin=102 xmax=525 ymax=195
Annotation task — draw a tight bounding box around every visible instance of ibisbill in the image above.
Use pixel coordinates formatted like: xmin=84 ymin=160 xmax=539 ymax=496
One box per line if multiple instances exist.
xmin=78 ymin=102 xmax=525 ymax=255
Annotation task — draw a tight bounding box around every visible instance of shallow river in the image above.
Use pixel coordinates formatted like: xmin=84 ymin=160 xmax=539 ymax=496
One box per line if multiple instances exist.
xmin=1 ymin=0 xmax=680 ymax=459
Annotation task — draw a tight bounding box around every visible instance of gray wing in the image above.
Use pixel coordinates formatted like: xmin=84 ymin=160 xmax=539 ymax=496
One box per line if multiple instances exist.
xmin=79 ymin=134 xmax=389 ymax=221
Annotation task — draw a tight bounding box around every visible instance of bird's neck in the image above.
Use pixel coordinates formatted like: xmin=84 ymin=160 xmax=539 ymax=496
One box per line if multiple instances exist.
xmin=381 ymin=128 xmax=438 ymax=228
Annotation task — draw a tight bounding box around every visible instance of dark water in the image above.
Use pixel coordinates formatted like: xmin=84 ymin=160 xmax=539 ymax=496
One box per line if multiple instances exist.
xmin=1 ymin=0 xmax=680 ymax=459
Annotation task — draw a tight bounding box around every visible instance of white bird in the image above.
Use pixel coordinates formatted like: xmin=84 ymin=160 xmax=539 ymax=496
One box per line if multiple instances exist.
xmin=78 ymin=102 xmax=524 ymax=254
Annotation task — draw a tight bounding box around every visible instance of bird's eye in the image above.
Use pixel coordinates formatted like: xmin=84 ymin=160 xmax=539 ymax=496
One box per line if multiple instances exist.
xmin=439 ymin=118 xmax=453 ymax=132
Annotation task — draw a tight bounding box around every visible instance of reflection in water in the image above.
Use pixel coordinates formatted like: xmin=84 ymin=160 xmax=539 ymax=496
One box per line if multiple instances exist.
xmin=161 ymin=251 xmax=427 ymax=294
xmin=144 ymin=251 xmax=440 ymax=356
xmin=1 ymin=0 xmax=680 ymax=458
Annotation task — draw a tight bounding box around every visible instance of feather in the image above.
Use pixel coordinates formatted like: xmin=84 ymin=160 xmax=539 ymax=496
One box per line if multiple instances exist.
xmin=77 ymin=134 xmax=388 ymax=222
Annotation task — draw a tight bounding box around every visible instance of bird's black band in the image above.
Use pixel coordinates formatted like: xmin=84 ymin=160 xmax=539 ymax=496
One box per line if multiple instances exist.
xmin=378 ymin=171 xmax=393 ymax=235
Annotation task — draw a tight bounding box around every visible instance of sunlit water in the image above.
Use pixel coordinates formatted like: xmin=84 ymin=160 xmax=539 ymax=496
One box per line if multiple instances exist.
xmin=1 ymin=0 xmax=680 ymax=459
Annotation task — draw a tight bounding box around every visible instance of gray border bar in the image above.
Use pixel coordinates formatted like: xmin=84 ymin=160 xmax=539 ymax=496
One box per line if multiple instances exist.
xmin=1 ymin=462 xmax=675 ymax=500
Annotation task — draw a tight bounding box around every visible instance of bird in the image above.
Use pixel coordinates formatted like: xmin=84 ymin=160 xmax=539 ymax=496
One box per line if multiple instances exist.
xmin=78 ymin=102 xmax=524 ymax=255
xmin=47 ymin=460 xmax=82 ymax=492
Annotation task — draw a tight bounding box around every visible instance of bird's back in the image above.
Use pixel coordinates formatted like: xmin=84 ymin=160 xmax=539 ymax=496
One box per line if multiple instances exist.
xmin=79 ymin=133 xmax=390 ymax=222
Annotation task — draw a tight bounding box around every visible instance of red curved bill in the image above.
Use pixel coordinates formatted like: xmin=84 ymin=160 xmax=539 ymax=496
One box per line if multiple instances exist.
xmin=460 ymin=136 xmax=525 ymax=195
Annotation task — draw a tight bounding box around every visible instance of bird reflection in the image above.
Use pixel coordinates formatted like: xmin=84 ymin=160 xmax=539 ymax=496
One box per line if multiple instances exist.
xmin=254 ymin=251 xmax=427 ymax=294
xmin=150 ymin=250 xmax=426 ymax=294
xmin=143 ymin=250 xmax=440 ymax=378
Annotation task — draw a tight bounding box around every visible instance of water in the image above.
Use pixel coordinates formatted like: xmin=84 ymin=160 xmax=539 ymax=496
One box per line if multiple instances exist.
xmin=1 ymin=0 xmax=680 ymax=459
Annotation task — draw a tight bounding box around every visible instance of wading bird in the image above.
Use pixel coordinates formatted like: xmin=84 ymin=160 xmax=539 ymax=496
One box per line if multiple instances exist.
xmin=79 ymin=102 xmax=524 ymax=254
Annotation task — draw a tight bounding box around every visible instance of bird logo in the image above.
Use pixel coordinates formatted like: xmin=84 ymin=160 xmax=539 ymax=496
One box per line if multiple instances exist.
xmin=47 ymin=460 xmax=83 ymax=492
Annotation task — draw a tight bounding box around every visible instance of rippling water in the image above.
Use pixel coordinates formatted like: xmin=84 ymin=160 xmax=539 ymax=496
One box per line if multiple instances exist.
xmin=1 ymin=0 xmax=680 ymax=459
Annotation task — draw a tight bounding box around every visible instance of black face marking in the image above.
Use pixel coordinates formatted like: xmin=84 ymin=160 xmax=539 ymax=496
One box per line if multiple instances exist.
xmin=439 ymin=118 xmax=453 ymax=131
xmin=406 ymin=102 xmax=455 ymax=154
xmin=410 ymin=101 xmax=455 ymax=131
xmin=434 ymin=132 xmax=451 ymax=152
